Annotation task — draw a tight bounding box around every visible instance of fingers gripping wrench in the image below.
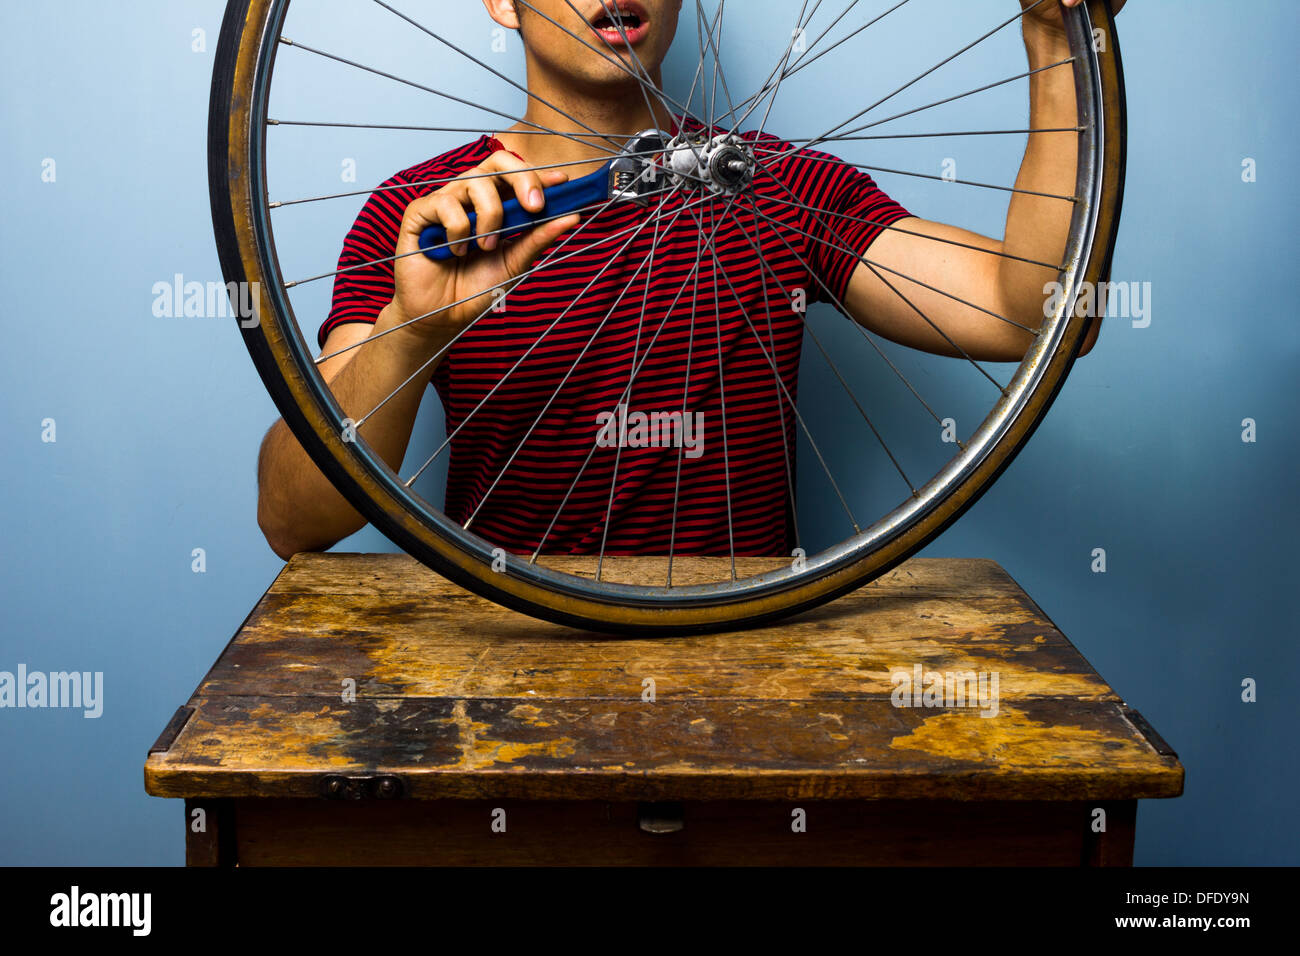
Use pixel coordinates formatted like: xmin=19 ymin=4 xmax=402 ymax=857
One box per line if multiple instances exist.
xmin=419 ymin=130 xmax=670 ymax=261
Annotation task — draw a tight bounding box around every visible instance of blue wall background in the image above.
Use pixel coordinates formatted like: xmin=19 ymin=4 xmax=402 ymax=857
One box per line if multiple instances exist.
xmin=1 ymin=0 xmax=1295 ymax=865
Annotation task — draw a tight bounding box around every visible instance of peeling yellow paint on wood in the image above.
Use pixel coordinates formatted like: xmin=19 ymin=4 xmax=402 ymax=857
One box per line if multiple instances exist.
xmin=143 ymin=555 xmax=1183 ymax=802
xmin=890 ymin=705 xmax=1152 ymax=767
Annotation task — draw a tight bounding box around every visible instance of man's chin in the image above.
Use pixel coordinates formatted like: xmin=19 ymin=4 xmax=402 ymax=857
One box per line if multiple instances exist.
xmin=572 ymin=61 xmax=665 ymax=97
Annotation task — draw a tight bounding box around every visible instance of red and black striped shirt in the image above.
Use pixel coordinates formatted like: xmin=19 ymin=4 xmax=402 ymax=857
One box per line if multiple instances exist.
xmin=321 ymin=119 xmax=912 ymax=557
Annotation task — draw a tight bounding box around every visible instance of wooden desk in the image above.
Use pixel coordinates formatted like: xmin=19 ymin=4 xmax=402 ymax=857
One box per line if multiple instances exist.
xmin=144 ymin=554 xmax=1183 ymax=866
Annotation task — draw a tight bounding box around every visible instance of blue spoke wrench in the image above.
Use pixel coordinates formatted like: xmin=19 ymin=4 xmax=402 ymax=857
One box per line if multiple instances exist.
xmin=419 ymin=129 xmax=670 ymax=261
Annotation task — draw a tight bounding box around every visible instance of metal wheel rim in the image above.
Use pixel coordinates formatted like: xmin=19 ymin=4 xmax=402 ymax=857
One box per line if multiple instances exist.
xmin=210 ymin=0 xmax=1126 ymax=632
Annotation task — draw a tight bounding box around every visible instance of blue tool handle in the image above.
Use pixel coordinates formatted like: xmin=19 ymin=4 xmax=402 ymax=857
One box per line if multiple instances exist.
xmin=419 ymin=164 xmax=611 ymax=261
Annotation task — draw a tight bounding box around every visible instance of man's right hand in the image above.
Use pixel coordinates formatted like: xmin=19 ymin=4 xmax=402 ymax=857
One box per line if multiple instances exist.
xmin=389 ymin=149 xmax=582 ymax=335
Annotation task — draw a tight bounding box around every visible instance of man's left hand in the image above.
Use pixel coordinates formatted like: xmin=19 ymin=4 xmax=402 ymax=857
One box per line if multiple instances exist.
xmin=1021 ymin=0 xmax=1127 ymax=36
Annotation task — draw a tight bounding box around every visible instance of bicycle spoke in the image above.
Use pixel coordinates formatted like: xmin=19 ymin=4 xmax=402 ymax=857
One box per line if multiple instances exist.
xmin=699 ymin=0 xmax=827 ymax=140
xmin=724 ymin=0 xmax=870 ymax=131
xmin=745 ymin=193 xmax=1010 ymax=393
xmin=314 ymin=188 xmax=647 ymax=367
xmin=341 ymin=192 xmax=637 ymax=429
xmin=751 ymin=0 xmax=815 ymax=141
xmin=729 ymin=196 xmax=918 ymax=494
xmin=371 ymin=0 xmax=625 ymax=154
xmin=693 ymin=0 xmax=742 ymax=135
xmin=776 ymin=126 xmax=1084 ymax=143
xmin=706 ymin=1 xmax=723 ymax=129
xmin=464 ymin=194 xmax=695 ymax=533
xmin=731 ymin=193 xmax=955 ymax=435
xmin=686 ymin=204 xmax=861 ymax=535
xmin=691 ymin=0 xmax=712 ymax=126
xmin=670 ymin=8 xmax=712 ymax=134
xmin=594 ymin=0 xmax=682 ymax=132
xmin=768 ymin=0 xmax=910 ymax=88
xmin=400 ymin=187 xmax=713 ymax=488
xmin=595 ymin=181 xmax=674 ymax=581
xmin=563 ymin=0 xmax=671 ymax=140
xmin=513 ymin=0 xmax=689 ymax=119
xmin=732 ymin=193 xmax=805 ymax=552
xmin=758 ymin=57 xmax=1076 ymax=169
xmin=269 ymin=150 xmax=656 ymax=209
xmin=529 ymin=193 xmax=746 ymax=564
xmin=269 ymin=119 xmax=629 ymax=140
xmin=743 ymin=178 xmax=1003 ymax=395
xmin=756 ymin=190 xmax=1066 ymax=274
xmin=277 ymin=37 xmax=642 ymax=160
xmin=747 ymin=190 xmax=1040 ymax=355
xmin=666 ymin=212 xmax=707 ymax=586
xmin=768 ymin=154 xmax=1077 ymax=204
xmin=818 ymin=59 xmax=1078 ymax=148
xmin=706 ymin=197 xmax=738 ymax=580
xmin=674 ymin=1 xmax=719 ymax=131
xmin=751 ymin=158 xmax=1045 ymax=335
xmin=688 ymin=1 xmax=724 ymax=129
xmin=287 ymin=183 xmax=676 ymax=290
xmin=794 ymin=0 xmax=1051 ymax=153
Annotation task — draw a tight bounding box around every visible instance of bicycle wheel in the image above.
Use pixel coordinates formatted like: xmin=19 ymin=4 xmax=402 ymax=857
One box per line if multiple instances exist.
xmin=210 ymin=0 xmax=1125 ymax=634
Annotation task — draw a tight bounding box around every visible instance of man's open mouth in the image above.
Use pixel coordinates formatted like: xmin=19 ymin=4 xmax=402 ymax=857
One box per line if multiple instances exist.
xmin=588 ymin=1 xmax=650 ymax=47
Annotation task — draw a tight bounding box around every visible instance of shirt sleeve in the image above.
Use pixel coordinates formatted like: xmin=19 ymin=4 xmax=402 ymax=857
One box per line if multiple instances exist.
xmin=316 ymin=175 xmax=414 ymax=350
xmin=782 ymin=146 xmax=913 ymax=306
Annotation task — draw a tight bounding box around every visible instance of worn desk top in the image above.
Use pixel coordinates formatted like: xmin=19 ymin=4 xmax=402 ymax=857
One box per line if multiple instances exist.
xmin=144 ymin=554 xmax=1183 ymax=802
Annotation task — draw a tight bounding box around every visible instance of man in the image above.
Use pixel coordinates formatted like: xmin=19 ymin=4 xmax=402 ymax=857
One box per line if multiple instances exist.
xmin=256 ymin=0 xmax=1116 ymax=560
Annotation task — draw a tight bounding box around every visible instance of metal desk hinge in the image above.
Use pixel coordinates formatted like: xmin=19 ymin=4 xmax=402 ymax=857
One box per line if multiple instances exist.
xmin=638 ymin=801 xmax=685 ymax=834
xmin=149 ymin=706 xmax=195 ymax=755
xmin=320 ymin=774 xmax=406 ymax=801
xmin=1122 ymin=708 xmax=1178 ymax=758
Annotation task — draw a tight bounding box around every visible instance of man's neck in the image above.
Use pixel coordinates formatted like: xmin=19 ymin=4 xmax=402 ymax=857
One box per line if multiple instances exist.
xmin=497 ymin=64 xmax=677 ymax=179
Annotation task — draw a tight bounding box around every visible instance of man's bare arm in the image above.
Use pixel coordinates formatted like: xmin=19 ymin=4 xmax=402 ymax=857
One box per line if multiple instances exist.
xmin=254 ymin=150 xmax=580 ymax=559
xmin=841 ymin=1 xmax=1116 ymax=362
xmin=256 ymin=312 xmax=449 ymax=560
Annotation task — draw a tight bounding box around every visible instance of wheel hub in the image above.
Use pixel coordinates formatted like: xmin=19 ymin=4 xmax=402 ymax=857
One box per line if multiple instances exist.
xmin=666 ymin=132 xmax=756 ymax=195
xmin=609 ymin=129 xmax=757 ymax=204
